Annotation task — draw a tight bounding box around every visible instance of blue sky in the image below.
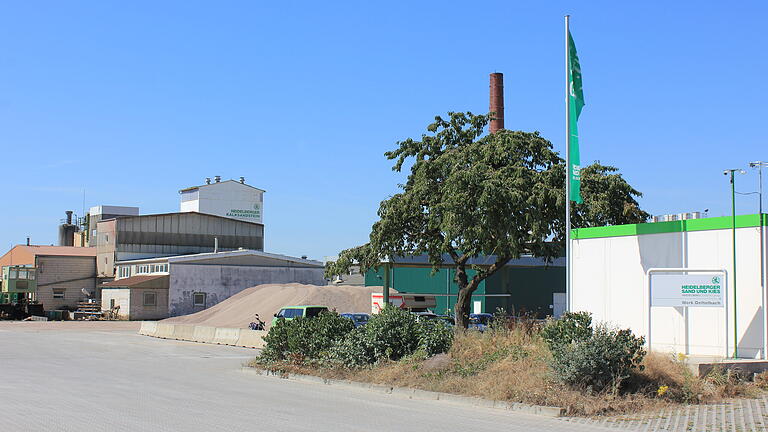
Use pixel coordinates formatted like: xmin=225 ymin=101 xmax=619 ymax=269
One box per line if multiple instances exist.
xmin=1 ymin=1 xmax=766 ymax=260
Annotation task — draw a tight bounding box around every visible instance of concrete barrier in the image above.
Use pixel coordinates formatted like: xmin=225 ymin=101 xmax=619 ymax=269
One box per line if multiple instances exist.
xmin=155 ymin=323 xmax=175 ymax=339
xmin=171 ymin=324 xmax=195 ymax=341
xmin=138 ymin=323 xmax=265 ymax=349
xmin=236 ymin=329 xmax=267 ymax=349
xmin=138 ymin=321 xmax=158 ymax=336
xmin=192 ymin=325 xmax=217 ymax=344
xmin=213 ymin=327 xmax=242 ymax=345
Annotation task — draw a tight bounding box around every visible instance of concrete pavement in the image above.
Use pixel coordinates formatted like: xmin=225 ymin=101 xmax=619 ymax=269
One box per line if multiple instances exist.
xmin=0 ymin=323 xmax=614 ymax=432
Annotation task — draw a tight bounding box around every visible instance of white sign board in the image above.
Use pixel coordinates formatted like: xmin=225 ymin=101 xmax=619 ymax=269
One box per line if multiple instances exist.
xmin=650 ymin=274 xmax=724 ymax=307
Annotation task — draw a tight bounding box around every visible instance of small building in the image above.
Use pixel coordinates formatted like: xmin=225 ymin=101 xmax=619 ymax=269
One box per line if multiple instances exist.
xmin=100 ymin=275 xmax=169 ymax=320
xmin=365 ymin=255 xmax=565 ymax=317
xmin=0 ymin=245 xmax=97 ymax=310
xmin=104 ymin=249 xmax=325 ymax=319
xmin=571 ymin=213 xmax=767 ymax=359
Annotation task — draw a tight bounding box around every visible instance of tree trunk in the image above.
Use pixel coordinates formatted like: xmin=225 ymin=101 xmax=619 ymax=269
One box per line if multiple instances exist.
xmin=454 ymin=265 xmax=477 ymax=329
xmin=453 ymin=257 xmax=512 ymax=329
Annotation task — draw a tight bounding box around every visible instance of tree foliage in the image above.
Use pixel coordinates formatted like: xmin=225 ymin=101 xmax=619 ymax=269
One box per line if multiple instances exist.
xmin=327 ymin=112 xmax=648 ymax=327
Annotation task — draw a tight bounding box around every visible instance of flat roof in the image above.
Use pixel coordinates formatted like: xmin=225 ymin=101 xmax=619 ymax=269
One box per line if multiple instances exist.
xmin=101 ymin=274 xmax=169 ymax=288
xmin=572 ymin=213 xmax=767 ymax=240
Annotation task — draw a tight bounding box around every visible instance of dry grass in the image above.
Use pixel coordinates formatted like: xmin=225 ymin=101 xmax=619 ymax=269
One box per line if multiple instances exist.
xmin=251 ymin=326 xmax=763 ymax=416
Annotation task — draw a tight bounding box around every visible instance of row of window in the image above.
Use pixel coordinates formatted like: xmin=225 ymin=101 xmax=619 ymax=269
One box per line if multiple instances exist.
xmin=118 ymin=263 xmax=169 ymax=279
xmin=4 ymin=270 xmax=36 ymax=280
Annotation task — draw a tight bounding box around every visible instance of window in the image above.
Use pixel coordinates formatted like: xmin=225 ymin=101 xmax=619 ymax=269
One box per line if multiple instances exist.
xmin=193 ymin=292 xmax=206 ymax=307
xmin=305 ymin=307 xmax=327 ymax=318
xmin=53 ymin=289 xmax=65 ymax=299
xmin=143 ymin=292 xmax=157 ymax=307
xmin=9 ymin=270 xmax=17 ymax=279
xmin=110 ymin=299 xmax=116 ymax=309
xmin=278 ymin=308 xmax=303 ymax=318
xmin=18 ymin=270 xmax=28 ymax=280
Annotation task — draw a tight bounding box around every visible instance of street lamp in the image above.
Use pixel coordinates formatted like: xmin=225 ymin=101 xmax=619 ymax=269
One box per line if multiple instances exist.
xmin=724 ymin=168 xmax=746 ymax=358
xmin=749 ymin=161 xmax=768 ymax=359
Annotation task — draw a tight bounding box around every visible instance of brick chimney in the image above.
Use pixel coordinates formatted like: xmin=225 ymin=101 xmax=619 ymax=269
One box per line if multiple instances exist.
xmin=489 ymin=72 xmax=504 ymax=134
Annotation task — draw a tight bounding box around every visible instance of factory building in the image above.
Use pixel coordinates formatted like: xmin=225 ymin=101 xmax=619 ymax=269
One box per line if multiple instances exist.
xmin=365 ymin=254 xmax=566 ymax=317
xmin=94 ymin=212 xmax=265 ymax=278
xmin=101 ymin=249 xmax=325 ymax=319
xmin=180 ymin=177 xmax=264 ymax=224
xmin=0 ymin=245 xmax=97 ymax=310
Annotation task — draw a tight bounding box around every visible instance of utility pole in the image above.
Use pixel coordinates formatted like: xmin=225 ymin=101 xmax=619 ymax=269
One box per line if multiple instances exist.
xmin=724 ymin=168 xmax=745 ymax=358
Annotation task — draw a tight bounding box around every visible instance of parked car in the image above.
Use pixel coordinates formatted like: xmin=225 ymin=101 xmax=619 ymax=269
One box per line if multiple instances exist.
xmin=271 ymin=305 xmax=329 ymax=326
xmin=340 ymin=313 xmax=370 ymax=328
xmin=469 ymin=313 xmax=494 ymax=331
xmin=413 ymin=312 xmax=454 ymax=328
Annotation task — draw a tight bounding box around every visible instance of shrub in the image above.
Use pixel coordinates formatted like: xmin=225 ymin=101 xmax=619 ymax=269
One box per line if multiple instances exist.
xmin=260 ymin=311 xmax=354 ymax=363
xmin=550 ymin=324 xmax=646 ymax=392
xmin=327 ymin=328 xmax=375 ymax=368
xmin=540 ymin=311 xmax=593 ymax=351
xmin=417 ymin=319 xmax=453 ymax=356
xmin=363 ymin=306 xmax=421 ymax=361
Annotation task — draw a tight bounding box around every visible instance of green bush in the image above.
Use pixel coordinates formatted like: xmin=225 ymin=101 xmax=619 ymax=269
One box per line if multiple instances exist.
xmin=328 ymin=307 xmax=454 ymax=367
xmin=260 ymin=306 xmax=454 ymax=368
xmin=417 ymin=319 xmax=453 ymax=356
xmin=363 ymin=306 xmax=422 ymax=361
xmin=327 ymin=328 xmax=375 ymax=368
xmin=549 ymin=324 xmax=646 ymax=391
xmin=540 ymin=311 xmax=593 ymax=350
xmin=260 ymin=311 xmax=354 ymax=363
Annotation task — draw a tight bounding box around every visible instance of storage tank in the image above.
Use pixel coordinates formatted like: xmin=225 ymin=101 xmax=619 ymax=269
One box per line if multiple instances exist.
xmin=58 ymin=211 xmax=79 ymax=246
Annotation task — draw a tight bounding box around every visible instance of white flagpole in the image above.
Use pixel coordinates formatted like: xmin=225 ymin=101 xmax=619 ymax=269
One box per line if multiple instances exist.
xmin=565 ymin=15 xmax=572 ymax=313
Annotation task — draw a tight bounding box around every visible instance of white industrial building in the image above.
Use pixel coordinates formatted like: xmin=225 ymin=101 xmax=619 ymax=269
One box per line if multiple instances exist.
xmin=180 ymin=177 xmax=264 ymax=224
xmin=102 ymin=249 xmax=325 ymax=319
xmin=571 ymin=213 xmax=767 ymax=359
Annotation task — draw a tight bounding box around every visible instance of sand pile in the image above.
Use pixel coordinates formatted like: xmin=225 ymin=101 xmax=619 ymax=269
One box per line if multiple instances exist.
xmin=162 ymin=283 xmax=388 ymax=329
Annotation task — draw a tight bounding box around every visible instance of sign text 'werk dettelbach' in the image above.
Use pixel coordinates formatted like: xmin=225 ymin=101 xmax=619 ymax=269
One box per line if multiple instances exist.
xmin=650 ymin=274 xmax=724 ymax=308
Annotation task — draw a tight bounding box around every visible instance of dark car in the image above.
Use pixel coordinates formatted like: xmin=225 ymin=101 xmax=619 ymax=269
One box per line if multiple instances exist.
xmin=469 ymin=313 xmax=494 ymax=331
xmin=340 ymin=313 xmax=370 ymax=328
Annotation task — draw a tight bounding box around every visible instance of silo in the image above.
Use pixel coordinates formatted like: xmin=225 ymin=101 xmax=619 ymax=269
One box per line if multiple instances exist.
xmin=58 ymin=211 xmax=79 ymax=246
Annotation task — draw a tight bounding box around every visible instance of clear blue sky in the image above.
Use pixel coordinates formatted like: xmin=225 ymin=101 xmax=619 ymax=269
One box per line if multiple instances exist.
xmin=1 ymin=1 xmax=766 ymax=260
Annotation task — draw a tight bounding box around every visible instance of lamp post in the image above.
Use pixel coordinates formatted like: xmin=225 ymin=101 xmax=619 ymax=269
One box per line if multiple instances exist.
xmin=749 ymin=161 xmax=768 ymax=359
xmin=724 ymin=168 xmax=746 ymax=358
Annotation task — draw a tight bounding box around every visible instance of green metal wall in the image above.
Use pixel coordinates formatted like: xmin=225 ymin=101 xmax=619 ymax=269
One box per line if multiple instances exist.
xmin=365 ymin=265 xmax=564 ymax=317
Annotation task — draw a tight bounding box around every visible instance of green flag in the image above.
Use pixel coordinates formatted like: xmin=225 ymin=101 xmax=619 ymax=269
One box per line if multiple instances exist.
xmin=567 ymin=30 xmax=584 ymax=204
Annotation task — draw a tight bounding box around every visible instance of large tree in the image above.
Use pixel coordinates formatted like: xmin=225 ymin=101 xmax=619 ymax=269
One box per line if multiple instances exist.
xmin=328 ymin=112 xmax=648 ymax=328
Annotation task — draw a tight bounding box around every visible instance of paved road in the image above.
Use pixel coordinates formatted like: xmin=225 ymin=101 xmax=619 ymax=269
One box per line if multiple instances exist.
xmin=0 ymin=324 xmax=613 ymax=432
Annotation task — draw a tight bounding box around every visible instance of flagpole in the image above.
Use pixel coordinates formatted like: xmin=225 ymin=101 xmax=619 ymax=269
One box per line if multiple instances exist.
xmin=565 ymin=15 xmax=572 ymax=313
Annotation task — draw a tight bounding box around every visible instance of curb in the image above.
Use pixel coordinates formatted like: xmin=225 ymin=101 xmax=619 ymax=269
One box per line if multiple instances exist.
xmin=240 ymin=367 xmax=565 ymax=418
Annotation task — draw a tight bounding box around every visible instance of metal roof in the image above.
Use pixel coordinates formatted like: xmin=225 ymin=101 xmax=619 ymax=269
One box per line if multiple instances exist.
xmin=116 ymin=249 xmax=322 ymax=267
xmin=179 ymin=179 xmax=266 ymax=193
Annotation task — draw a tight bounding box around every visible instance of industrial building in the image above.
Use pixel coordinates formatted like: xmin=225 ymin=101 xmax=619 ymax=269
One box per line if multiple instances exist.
xmin=0 ymin=245 xmax=97 ymax=310
xmin=94 ymin=211 xmax=265 ymax=278
xmin=180 ymin=176 xmax=264 ymax=224
xmin=101 ymin=249 xmax=325 ymax=319
xmin=365 ymin=255 xmax=565 ymax=317
xmin=571 ymin=213 xmax=767 ymax=359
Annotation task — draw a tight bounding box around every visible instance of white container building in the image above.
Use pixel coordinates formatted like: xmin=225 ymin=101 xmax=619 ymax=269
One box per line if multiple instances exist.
xmin=571 ymin=214 xmax=767 ymax=359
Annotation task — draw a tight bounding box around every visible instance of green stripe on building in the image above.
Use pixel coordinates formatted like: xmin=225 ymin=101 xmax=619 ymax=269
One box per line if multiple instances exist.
xmin=572 ymin=214 xmax=767 ymax=240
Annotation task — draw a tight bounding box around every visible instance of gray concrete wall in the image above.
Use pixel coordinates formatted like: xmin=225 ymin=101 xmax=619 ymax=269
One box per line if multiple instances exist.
xmin=168 ymin=264 xmax=326 ymax=317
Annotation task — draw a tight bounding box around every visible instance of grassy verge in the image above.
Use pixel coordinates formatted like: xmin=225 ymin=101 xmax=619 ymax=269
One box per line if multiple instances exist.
xmin=249 ymin=324 xmax=764 ymax=416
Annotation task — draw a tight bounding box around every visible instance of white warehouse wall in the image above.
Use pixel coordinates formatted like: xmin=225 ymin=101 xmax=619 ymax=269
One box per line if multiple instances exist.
xmin=572 ymin=222 xmax=767 ymax=359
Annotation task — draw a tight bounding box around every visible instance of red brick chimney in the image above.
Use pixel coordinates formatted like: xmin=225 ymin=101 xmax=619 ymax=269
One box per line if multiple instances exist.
xmin=489 ymin=72 xmax=504 ymax=134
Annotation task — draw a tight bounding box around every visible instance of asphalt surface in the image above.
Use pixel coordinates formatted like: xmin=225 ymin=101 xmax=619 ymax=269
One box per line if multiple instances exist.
xmin=0 ymin=324 xmax=613 ymax=432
